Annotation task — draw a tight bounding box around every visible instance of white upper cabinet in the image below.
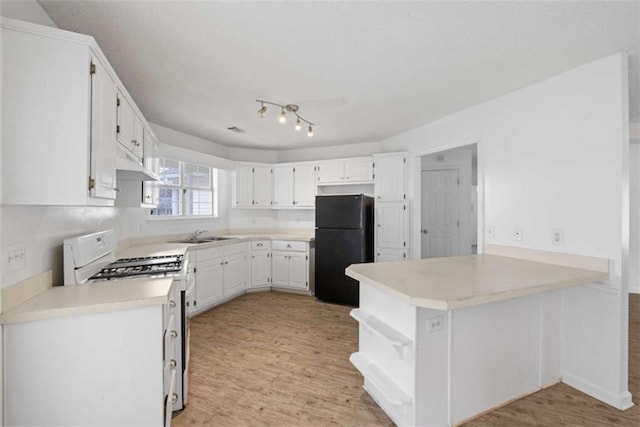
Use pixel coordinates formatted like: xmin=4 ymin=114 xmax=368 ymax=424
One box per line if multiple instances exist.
xmin=273 ymin=166 xmax=295 ymax=207
xmin=344 ymin=158 xmax=374 ymax=183
xmin=234 ymin=166 xmax=254 ymax=207
xmin=89 ymin=56 xmax=118 ymax=201
xmin=317 ymin=162 xmax=344 ymax=184
xmin=253 ymin=166 xmax=274 ymax=207
xmin=142 ymin=128 xmax=160 ymax=206
xmin=2 ymin=20 xmax=118 ymax=206
xmin=234 ymin=165 xmax=274 ymax=208
xmin=316 ymin=157 xmax=373 ymax=185
xmin=293 ymin=164 xmax=316 ymax=206
xmin=116 ymin=94 xmax=144 ymax=161
xmin=374 ymin=152 xmax=408 ymax=201
xmin=272 ymin=163 xmax=316 ymax=208
xmin=2 ymin=18 xmax=153 ymax=206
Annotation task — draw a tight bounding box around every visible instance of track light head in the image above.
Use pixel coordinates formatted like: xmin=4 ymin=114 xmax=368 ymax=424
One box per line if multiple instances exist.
xmin=279 ymin=108 xmax=287 ymax=123
xmin=295 ymin=117 xmax=302 ymax=131
xmin=307 ymin=126 xmax=314 ymax=137
xmin=257 ymin=103 xmax=267 ymax=118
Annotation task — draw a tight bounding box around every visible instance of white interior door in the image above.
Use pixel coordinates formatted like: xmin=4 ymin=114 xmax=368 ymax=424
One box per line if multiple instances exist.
xmin=421 ymin=169 xmax=460 ymax=258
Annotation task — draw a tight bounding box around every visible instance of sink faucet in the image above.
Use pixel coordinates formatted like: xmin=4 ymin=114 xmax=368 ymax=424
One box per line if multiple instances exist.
xmin=190 ymin=229 xmax=207 ymax=240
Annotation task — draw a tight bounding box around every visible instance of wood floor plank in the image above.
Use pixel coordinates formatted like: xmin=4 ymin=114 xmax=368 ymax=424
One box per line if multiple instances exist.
xmin=173 ymin=291 xmax=640 ymax=426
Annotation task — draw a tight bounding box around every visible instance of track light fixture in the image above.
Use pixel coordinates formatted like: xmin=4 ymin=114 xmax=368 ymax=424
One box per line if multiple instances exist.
xmin=256 ymin=100 xmax=314 ymax=137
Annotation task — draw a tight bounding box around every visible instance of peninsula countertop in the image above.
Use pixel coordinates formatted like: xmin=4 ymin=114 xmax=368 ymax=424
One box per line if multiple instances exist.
xmin=345 ymin=253 xmax=609 ymax=310
xmin=0 ymin=276 xmax=174 ymax=325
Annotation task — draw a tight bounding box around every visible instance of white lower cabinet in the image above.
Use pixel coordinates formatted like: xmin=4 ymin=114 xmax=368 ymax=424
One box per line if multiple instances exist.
xmin=190 ymin=239 xmax=313 ymax=314
xmin=271 ymin=240 xmax=312 ymax=291
xmin=192 ymin=247 xmax=224 ymax=311
xmin=4 ymin=288 xmax=175 ymax=426
xmin=192 ymin=243 xmax=248 ymax=314
xmin=223 ymin=251 xmax=247 ymax=296
xmin=250 ymin=240 xmax=271 ymax=288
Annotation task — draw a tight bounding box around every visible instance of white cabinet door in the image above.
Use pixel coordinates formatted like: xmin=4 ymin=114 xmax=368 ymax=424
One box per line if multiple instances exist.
xmin=345 ymin=158 xmax=373 ymax=182
xmin=234 ymin=166 xmax=254 ymax=207
xmin=271 ymin=252 xmax=289 ymax=286
xmin=223 ymin=252 xmax=247 ymax=296
xmin=131 ymin=115 xmax=144 ymax=159
xmin=273 ymin=166 xmax=294 ymax=207
xmin=116 ymin=92 xmax=137 ymax=154
xmin=288 ymin=253 xmax=308 ymax=290
xmin=251 ymin=251 xmax=270 ymax=287
xmin=195 ymin=256 xmax=224 ymax=309
xmin=90 ymin=56 xmax=117 ymax=201
xmin=375 ymin=248 xmax=407 ymax=262
xmin=293 ymin=164 xmax=316 ymax=206
xmin=253 ymin=166 xmax=273 ymax=207
xmin=376 ymin=202 xmax=407 ymax=249
xmin=142 ymin=130 xmax=160 ymax=205
xmin=374 ymin=153 xmax=407 ymax=201
xmin=316 ymin=162 xmax=344 ymax=184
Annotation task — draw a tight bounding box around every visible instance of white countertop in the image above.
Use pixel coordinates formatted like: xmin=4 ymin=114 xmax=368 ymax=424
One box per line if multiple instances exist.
xmin=0 ymin=277 xmax=174 ymax=325
xmin=345 ymin=254 xmax=609 ymax=310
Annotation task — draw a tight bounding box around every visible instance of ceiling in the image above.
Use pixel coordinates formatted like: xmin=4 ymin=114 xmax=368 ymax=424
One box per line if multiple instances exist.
xmin=38 ymin=1 xmax=639 ymax=150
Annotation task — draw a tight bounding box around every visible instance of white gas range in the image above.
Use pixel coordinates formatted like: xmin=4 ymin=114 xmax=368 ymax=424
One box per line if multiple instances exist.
xmin=63 ymin=229 xmax=193 ymax=412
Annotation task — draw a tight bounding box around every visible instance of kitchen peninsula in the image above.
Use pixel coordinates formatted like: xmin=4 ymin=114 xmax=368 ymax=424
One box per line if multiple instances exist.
xmin=345 ymin=244 xmax=615 ymax=426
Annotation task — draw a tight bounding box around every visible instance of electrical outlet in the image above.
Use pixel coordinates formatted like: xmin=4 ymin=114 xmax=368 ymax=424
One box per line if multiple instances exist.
xmin=486 ymin=226 xmax=495 ymax=239
xmin=552 ymin=229 xmax=564 ymax=245
xmin=514 ymin=226 xmax=523 ymax=241
xmin=427 ymin=315 xmax=444 ymax=333
xmin=4 ymin=243 xmax=26 ymax=272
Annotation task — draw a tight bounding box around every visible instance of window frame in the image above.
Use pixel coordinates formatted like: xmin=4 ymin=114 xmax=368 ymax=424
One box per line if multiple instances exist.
xmin=151 ymin=158 xmax=219 ymax=218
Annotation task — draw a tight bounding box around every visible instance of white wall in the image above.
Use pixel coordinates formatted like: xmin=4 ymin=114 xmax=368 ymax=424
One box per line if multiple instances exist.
xmin=277 ymin=140 xmax=382 ymax=163
xmin=383 ymin=53 xmax=631 ymax=408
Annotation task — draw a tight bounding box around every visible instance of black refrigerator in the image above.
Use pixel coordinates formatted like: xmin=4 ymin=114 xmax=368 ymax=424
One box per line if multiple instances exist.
xmin=315 ymin=194 xmax=374 ymax=306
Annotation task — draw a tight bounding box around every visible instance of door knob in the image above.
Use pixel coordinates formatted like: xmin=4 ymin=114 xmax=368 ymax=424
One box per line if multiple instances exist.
xmin=421 ymin=229 xmax=428 ymax=234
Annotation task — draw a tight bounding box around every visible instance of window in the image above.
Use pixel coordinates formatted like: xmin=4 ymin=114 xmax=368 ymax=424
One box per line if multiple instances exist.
xmin=151 ymin=158 xmax=219 ymax=217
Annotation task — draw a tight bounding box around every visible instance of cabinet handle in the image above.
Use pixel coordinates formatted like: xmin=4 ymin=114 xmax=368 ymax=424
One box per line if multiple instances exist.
xmin=169 ymin=359 xmax=177 ymax=369
xmin=377 ymin=224 xmax=381 ymax=228
xmin=257 ymin=243 xmax=263 ymax=247
xmin=286 ymin=244 xmax=292 ymax=248
xmin=169 ymin=300 xmax=176 ymax=308
xmin=377 ymin=196 xmax=381 ymax=199
xmin=220 ymin=262 xmax=224 ymax=265
xmin=171 ymin=330 xmax=178 ymax=339
xmin=252 ymin=255 xmax=255 ymax=259
xmin=171 ymin=393 xmax=178 ymax=404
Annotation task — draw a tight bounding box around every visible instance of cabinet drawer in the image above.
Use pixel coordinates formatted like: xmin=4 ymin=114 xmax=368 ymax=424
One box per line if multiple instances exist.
xmin=251 ymin=240 xmax=270 ymax=251
xmin=272 ymin=240 xmax=307 ymax=252
xmin=224 ymin=242 xmax=248 ymax=256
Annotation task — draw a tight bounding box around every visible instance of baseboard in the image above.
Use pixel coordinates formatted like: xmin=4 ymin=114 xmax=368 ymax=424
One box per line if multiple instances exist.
xmin=629 ymin=283 xmax=640 ymax=294
xmin=562 ymin=373 xmax=635 ymax=410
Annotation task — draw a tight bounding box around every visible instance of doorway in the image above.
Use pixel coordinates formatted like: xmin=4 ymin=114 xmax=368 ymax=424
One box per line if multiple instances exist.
xmin=419 ymin=144 xmax=477 ymax=258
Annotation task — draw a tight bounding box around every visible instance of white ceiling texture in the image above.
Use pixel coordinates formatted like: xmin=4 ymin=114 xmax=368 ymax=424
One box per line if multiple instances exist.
xmin=38 ymin=1 xmax=640 ymax=150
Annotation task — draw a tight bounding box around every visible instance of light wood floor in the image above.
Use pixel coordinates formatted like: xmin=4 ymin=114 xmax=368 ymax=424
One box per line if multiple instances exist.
xmin=173 ymin=292 xmax=640 ymax=426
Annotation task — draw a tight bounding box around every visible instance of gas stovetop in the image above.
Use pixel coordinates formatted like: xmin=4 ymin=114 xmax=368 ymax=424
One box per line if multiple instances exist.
xmin=90 ymin=255 xmax=184 ymax=281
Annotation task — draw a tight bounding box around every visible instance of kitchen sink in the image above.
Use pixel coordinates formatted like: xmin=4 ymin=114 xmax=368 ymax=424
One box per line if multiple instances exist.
xmin=171 ymin=237 xmax=234 ymax=244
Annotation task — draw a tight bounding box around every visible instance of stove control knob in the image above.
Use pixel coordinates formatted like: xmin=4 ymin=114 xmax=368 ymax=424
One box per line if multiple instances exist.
xmin=171 ymin=330 xmax=178 ymax=339
xmin=171 ymin=393 xmax=178 ymax=404
xmin=170 ymin=359 xmax=177 ymax=369
xmin=169 ymin=300 xmax=176 ymax=308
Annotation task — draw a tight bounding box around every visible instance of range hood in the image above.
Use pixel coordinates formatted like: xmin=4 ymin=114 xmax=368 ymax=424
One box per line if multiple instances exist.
xmin=115 ymin=147 xmax=158 ymax=181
